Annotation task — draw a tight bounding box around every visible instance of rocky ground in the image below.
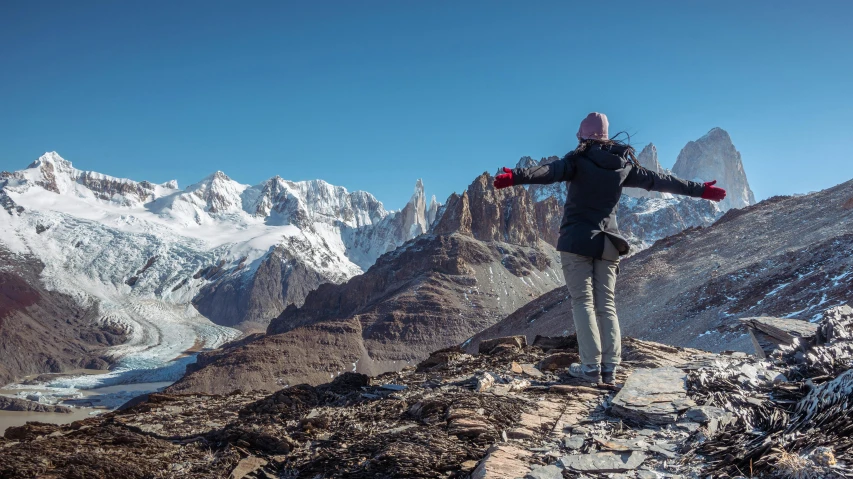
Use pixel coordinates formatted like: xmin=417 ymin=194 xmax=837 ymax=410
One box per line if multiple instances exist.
xmin=3 ymin=305 xmax=851 ymax=479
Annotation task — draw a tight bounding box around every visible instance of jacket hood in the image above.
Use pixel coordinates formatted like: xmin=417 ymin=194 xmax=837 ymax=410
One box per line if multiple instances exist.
xmin=583 ymin=143 xmax=630 ymax=170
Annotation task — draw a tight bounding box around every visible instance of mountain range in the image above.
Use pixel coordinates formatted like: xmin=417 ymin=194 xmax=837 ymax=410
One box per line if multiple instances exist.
xmin=1 ymin=127 xmax=753 ymax=391
xmin=169 ymin=128 xmax=756 ymax=394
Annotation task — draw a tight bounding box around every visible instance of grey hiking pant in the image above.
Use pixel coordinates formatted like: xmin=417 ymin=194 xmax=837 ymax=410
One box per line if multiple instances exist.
xmin=560 ymin=251 xmax=621 ymax=370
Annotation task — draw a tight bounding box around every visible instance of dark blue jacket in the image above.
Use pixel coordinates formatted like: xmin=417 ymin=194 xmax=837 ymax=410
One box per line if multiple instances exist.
xmin=512 ymin=143 xmax=705 ymax=258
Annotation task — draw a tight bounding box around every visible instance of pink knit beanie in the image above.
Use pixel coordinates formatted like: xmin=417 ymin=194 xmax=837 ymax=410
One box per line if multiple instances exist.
xmin=577 ymin=112 xmax=609 ymax=141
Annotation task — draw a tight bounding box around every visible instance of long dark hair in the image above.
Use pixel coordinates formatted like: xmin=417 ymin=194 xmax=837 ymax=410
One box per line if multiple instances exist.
xmin=572 ymin=131 xmax=640 ymax=167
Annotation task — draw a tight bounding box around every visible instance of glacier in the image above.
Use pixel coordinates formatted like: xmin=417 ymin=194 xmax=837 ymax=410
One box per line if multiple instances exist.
xmin=0 ymin=152 xmax=432 ymax=406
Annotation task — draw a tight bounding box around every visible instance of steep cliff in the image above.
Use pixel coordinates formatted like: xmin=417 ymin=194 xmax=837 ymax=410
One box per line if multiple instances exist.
xmin=673 ymin=127 xmax=755 ymax=211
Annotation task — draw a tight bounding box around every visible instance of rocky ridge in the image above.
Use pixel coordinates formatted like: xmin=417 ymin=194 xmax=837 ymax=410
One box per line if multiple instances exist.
xmin=3 ymin=305 xmax=851 ymax=478
xmin=469 ymin=176 xmax=853 ymax=354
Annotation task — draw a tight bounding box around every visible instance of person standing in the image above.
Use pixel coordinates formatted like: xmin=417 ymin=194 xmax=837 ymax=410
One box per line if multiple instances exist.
xmin=492 ymin=112 xmax=726 ymax=384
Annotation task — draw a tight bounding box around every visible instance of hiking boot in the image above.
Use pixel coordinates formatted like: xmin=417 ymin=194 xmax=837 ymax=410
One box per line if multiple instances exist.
xmin=568 ymin=363 xmax=601 ymax=383
xmin=601 ymin=365 xmax=617 ymax=385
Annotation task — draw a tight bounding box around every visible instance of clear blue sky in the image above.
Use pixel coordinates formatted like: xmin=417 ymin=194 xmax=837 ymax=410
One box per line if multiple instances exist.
xmin=2 ymin=1 xmax=851 ymax=209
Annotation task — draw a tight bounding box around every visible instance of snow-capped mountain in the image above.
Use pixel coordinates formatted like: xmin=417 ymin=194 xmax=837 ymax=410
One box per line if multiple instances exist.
xmin=673 ymin=127 xmax=755 ymax=211
xmin=0 ymin=132 xmax=748 ymax=399
xmin=0 ymin=152 xmax=432 ymax=333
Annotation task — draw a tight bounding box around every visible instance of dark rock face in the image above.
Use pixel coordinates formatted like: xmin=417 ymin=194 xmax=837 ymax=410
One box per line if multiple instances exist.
xmin=468 ymin=177 xmax=853 ymax=354
xmin=0 ymin=190 xmax=23 ymax=215
xmin=0 ymin=247 xmax=127 ymax=386
xmin=433 ymin=173 xmax=540 ymax=248
xmin=76 ymin=171 xmax=156 ymax=205
xmin=532 ymin=196 xmax=563 ymax=246
xmin=193 ymin=239 xmax=351 ymax=330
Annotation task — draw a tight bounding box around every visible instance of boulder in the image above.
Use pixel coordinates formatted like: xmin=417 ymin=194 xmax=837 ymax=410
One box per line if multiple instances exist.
xmin=519 ymin=364 xmax=544 ymax=378
xmin=417 ymin=345 xmax=469 ymax=371
xmin=559 ymin=451 xmax=647 ymax=473
xmin=740 ymin=316 xmax=818 ymax=357
xmin=525 ymin=464 xmax=563 ymax=479
xmin=479 ymin=336 xmax=527 ymax=355
xmin=611 ymin=367 xmax=694 ymax=425
xmin=538 ymin=352 xmax=578 ymax=371
xmin=563 ymin=434 xmax=585 ymax=450
xmin=683 ymin=406 xmax=736 ymax=435
xmin=476 ymin=372 xmax=499 ymax=392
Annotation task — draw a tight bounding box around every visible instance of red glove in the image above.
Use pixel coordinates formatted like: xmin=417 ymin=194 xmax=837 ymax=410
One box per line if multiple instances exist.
xmin=493 ymin=167 xmax=514 ymax=189
xmin=701 ymin=180 xmax=726 ymax=202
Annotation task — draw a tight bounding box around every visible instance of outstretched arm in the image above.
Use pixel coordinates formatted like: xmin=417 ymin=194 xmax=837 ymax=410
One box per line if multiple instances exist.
xmin=493 ymin=157 xmax=575 ymax=189
xmin=623 ymin=166 xmax=726 ymax=201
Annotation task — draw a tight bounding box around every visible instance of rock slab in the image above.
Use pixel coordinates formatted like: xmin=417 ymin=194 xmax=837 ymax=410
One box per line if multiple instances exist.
xmin=611 ymin=367 xmax=694 ymax=425
xmin=559 ymin=451 xmax=647 ymax=472
xmin=471 ymin=444 xmax=532 ymax=479
xmin=479 ymin=336 xmax=528 ymax=355
xmin=229 ymin=456 xmax=267 ymax=479
xmin=525 ymin=464 xmax=563 ymax=479
xmin=684 ymin=405 xmax=736 ymax=435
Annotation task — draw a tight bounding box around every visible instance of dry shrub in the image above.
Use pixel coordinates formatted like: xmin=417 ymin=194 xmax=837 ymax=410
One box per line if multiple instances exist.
xmin=769 ymin=448 xmax=824 ymax=479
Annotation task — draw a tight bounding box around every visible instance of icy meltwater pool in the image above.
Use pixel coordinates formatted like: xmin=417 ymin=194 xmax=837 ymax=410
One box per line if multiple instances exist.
xmin=0 ymin=380 xmax=175 ymax=435
xmin=1 ymin=301 xmax=241 ymax=434
xmin=0 ymin=408 xmax=98 ymax=435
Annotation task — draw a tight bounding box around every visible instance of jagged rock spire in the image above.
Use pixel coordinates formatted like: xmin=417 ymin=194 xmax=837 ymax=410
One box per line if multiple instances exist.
xmin=624 ymin=144 xmax=670 ymax=199
xmin=672 ymin=128 xmax=755 ymax=211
